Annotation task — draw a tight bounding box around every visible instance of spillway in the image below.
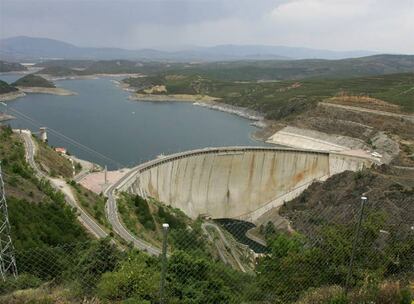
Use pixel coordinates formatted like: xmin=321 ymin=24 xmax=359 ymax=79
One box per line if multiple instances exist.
xmin=117 ymin=147 xmax=373 ymax=222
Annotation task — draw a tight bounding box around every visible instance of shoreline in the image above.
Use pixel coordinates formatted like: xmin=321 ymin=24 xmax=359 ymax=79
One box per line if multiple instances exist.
xmin=129 ymin=92 xmax=220 ymax=103
xmin=40 ymin=72 xmax=145 ymax=82
xmin=16 ymin=86 xmax=77 ymax=96
xmin=0 ymin=91 xmax=26 ymax=102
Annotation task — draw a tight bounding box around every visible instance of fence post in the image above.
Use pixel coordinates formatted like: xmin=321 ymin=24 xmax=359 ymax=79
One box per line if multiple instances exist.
xmin=346 ymin=196 xmax=367 ymax=290
xmin=159 ymin=223 xmax=169 ymax=304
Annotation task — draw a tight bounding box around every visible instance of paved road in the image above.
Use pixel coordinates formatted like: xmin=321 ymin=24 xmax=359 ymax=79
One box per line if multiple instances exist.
xmin=202 ymin=222 xmax=245 ymax=272
xmin=104 ymin=170 xmax=161 ymax=256
xmin=18 ymin=130 xmax=108 ymax=239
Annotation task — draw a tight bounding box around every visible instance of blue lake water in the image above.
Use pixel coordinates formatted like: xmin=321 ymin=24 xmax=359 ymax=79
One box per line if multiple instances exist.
xmin=1 ymin=75 xmax=267 ymax=169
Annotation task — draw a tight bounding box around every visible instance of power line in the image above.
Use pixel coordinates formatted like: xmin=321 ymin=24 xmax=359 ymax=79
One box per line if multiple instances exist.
xmin=2 ymin=105 xmax=124 ymax=168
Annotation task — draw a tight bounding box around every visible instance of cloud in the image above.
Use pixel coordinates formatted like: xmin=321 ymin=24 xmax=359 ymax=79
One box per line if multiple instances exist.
xmin=264 ymin=0 xmax=414 ymax=53
xmin=0 ymin=0 xmax=413 ymax=53
xmin=270 ymin=0 xmax=374 ymax=20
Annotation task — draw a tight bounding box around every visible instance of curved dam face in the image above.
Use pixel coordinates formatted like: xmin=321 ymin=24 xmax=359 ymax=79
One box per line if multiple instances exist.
xmin=118 ymin=147 xmax=372 ymax=222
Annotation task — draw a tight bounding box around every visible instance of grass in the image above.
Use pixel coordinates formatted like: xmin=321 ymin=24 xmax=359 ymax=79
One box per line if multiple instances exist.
xmin=68 ymin=180 xmax=110 ymax=229
xmin=33 ymin=137 xmax=73 ymax=178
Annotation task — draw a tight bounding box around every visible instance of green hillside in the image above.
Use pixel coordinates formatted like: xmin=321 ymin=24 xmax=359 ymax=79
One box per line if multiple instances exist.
xmin=37 ymin=66 xmax=79 ymax=77
xmin=167 ymin=54 xmax=414 ymax=81
xmin=12 ymin=74 xmax=56 ymax=88
xmin=0 ymin=80 xmax=17 ymax=94
xmin=124 ymin=72 xmax=414 ymax=115
xmin=0 ymin=126 xmax=88 ymax=249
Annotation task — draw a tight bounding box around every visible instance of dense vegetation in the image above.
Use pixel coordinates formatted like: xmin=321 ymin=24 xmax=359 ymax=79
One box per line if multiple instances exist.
xmin=0 ymin=79 xmax=17 ymax=94
xmin=117 ymin=193 xmax=204 ymax=251
xmin=12 ymin=74 xmax=55 ymax=88
xmin=125 ymin=72 xmax=414 ymax=115
xmin=0 ymin=60 xmax=27 ymax=72
xmin=0 ymin=126 xmax=88 ymax=249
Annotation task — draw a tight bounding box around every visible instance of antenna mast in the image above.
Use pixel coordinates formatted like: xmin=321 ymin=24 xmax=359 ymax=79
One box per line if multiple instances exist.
xmin=0 ymin=163 xmax=18 ymax=280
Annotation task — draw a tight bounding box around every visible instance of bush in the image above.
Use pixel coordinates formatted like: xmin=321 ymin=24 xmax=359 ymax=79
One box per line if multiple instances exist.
xmin=157 ymin=206 xmax=186 ymax=230
xmin=71 ymin=238 xmax=122 ymax=294
xmin=0 ymin=274 xmax=42 ymax=295
xmin=133 ymin=196 xmax=155 ymax=231
xmin=97 ymin=252 xmax=159 ymax=302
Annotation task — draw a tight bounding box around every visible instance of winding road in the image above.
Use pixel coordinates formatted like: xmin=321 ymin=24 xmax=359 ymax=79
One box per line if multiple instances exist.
xmin=18 ymin=130 xmax=108 ymax=239
xmin=104 ymin=169 xmax=161 ymax=256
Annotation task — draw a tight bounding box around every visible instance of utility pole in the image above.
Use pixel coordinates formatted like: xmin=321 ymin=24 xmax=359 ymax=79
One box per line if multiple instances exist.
xmin=104 ymin=165 xmax=108 ymax=185
xmin=159 ymin=223 xmax=169 ymax=303
xmin=0 ymin=163 xmax=18 ymax=281
xmin=346 ymin=196 xmax=367 ymax=290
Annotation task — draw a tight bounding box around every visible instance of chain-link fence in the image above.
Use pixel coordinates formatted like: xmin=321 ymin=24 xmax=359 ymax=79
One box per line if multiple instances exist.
xmin=1 ymin=192 xmax=413 ymax=303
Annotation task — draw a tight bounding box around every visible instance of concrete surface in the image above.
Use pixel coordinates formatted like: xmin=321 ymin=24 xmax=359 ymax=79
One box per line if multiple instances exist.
xmin=266 ymin=126 xmax=368 ymax=152
xmin=117 ymin=147 xmax=373 ymax=222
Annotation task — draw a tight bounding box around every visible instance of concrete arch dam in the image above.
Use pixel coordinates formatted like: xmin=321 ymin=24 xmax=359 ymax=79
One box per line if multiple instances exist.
xmin=117 ymin=147 xmax=373 ymax=222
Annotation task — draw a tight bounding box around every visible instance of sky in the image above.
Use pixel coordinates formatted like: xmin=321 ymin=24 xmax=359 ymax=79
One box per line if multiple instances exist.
xmin=1 ymin=0 xmax=413 ymax=53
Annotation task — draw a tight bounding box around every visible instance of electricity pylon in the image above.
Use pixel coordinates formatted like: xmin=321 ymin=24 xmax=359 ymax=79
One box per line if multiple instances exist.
xmin=0 ymin=163 xmax=18 ymax=281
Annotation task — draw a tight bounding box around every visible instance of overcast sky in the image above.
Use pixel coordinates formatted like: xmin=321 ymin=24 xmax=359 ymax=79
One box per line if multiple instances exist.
xmin=1 ymin=0 xmax=413 ymax=53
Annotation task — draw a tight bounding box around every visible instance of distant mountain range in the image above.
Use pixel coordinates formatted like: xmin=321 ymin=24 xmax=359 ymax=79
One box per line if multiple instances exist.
xmin=0 ymin=36 xmax=379 ymax=62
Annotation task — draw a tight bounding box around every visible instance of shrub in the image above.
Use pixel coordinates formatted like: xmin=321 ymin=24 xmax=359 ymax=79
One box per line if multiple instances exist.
xmin=97 ymin=252 xmax=159 ymax=302
xmin=0 ymin=274 xmax=42 ymax=295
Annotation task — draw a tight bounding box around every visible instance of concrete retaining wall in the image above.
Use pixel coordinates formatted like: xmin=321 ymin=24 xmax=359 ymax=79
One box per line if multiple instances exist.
xmin=118 ymin=147 xmax=372 ymax=221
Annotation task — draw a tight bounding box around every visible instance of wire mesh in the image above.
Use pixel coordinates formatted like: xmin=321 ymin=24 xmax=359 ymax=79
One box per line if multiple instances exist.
xmin=1 ymin=192 xmax=413 ymax=303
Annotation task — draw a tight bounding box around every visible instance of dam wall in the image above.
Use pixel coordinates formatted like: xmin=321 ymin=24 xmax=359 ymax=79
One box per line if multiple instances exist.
xmin=117 ymin=147 xmax=373 ymax=221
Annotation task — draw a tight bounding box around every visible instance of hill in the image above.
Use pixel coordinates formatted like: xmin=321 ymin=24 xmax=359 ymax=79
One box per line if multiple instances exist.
xmin=79 ymin=60 xmax=143 ymax=74
xmin=0 ymin=60 xmax=27 ymax=72
xmin=1 ymin=36 xmax=378 ymax=61
xmin=37 ymin=66 xmax=80 ymax=77
xmin=125 ymin=72 xmax=414 ymax=113
xmin=30 ymin=54 xmax=414 ymax=81
xmin=0 ymin=125 xmax=89 ymax=249
xmin=165 ymin=54 xmax=414 ymax=81
xmin=12 ymin=74 xmax=55 ymax=88
xmin=35 ymin=59 xmax=94 ymax=69
xmin=0 ymin=80 xmax=17 ymax=94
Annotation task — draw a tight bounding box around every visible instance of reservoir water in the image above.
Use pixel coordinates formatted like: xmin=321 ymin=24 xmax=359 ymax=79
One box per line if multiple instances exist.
xmin=1 ymin=74 xmax=266 ymax=169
